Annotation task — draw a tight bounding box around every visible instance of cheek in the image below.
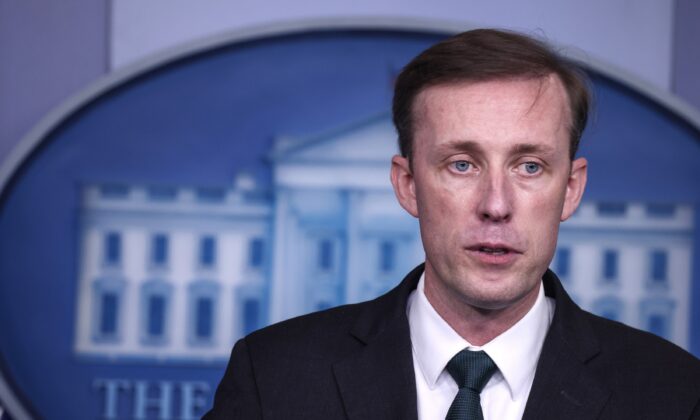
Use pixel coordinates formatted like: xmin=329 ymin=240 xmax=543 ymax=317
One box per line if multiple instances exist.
xmin=521 ymin=189 xmax=564 ymax=252
xmin=525 ymin=181 xmax=567 ymax=217
xmin=415 ymin=173 xmax=459 ymax=215
xmin=415 ymin=182 xmax=466 ymax=242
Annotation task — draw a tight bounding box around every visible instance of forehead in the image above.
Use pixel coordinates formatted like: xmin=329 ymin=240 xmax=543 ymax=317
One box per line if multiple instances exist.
xmin=412 ymin=76 xmax=571 ymax=155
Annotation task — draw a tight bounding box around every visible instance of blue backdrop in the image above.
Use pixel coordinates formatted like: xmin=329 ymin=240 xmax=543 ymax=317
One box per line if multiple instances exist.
xmin=0 ymin=29 xmax=698 ymax=419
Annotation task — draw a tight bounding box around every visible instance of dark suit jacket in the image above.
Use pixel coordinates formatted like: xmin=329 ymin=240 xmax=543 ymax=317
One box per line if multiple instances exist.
xmin=205 ymin=264 xmax=700 ymax=419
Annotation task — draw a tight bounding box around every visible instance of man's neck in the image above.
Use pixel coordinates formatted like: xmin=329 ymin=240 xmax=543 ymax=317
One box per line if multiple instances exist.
xmin=423 ymin=272 xmax=541 ymax=346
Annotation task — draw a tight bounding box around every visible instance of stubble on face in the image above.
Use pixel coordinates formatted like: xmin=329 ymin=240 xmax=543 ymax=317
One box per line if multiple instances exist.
xmin=397 ymin=75 xmax=586 ymax=344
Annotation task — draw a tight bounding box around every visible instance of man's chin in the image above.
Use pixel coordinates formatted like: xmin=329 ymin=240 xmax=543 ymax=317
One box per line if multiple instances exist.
xmin=455 ymin=279 xmax=540 ymax=313
xmin=461 ymin=295 xmax=522 ymax=313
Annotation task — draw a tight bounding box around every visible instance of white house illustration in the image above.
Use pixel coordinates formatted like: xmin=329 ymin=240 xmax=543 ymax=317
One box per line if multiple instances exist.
xmin=555 ymin=201 xmax=694 ymax=348
xmin=73 ymin=114 xmax=695 ymax=361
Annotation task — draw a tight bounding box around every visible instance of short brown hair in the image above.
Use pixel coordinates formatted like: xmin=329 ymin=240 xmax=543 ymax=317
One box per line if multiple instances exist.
xmin=392 ymin=28 xmax=591 ymax=160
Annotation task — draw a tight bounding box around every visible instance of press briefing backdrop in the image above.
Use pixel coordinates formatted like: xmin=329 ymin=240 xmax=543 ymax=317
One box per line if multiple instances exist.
xmin=0 ymin=26 xmax=699 ymax=419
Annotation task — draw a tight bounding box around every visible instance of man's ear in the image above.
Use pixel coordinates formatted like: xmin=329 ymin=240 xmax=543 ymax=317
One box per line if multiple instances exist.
xmin=561 ymin=157 xmax=588 ymax=221
xmin=390 ymin=155 xmax=419 ymax=218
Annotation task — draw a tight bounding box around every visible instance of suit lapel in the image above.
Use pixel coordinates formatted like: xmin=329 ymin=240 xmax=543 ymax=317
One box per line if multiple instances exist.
xmin=333 ymin=315 xmax=417 ymax=420
xmin=522 ymin=270 xmax=611 ymax=420
xmin=333 ymin=266 xmax=422 ymax=420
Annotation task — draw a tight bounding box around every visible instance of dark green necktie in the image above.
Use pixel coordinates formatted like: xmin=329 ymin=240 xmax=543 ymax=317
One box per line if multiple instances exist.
xmin=445 ymin=349 xmax=497 ymax=420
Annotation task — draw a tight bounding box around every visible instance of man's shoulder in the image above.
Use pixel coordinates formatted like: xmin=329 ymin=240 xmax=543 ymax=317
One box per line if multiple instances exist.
xmin=581 ymin=309 xmax=700 ymax=382
xmin=205 ymin=272 xmax=420 ymax=420
xmin=244 ymin=301 xmax=368 ymax=358
xmin=544 ymin=270 xmax=700 ymax=378
xmin=533 ymin=295 xmax=700 ymax=418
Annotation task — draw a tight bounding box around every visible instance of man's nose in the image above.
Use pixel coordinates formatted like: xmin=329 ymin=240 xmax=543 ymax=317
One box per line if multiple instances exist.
xmin=476 ymin=170 xmax=513 ymax=222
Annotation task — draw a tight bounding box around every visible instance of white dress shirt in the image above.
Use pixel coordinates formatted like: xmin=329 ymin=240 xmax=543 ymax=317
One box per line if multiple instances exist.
xmin=406 ymin=273 xmax=555 ymax=420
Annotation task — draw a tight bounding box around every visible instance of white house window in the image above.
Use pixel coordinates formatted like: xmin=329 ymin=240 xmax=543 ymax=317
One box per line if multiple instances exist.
xmin=248 ymin=238 xmax=264 ymax=269
xmin=640 ymin=298 xmax=675 ymax=340
xmin=602 ymin=249 xmax=618 ymax=283
xmin=646 ymin=203 xmax=675 ymax=218
xmin=150 ymin=234 xmax=168 ymax=267
xmin=592 ymin=296 xmax=623 ymax=321
xmin=379 ymin=240 xmax=395 ymax=273
xmin=91 ymin=276 xmax=126 ymax=342
xmin=147 ymin=296 xmax=166 ymax=336
xmin=242 ymin=298 xmax=260 ymax=335
xmin=103 ymin=232 xmax=122 ymax=266
xmin=597 ymin=202 xmax=626 ymax=217
xmin=318 ymin=239 xmax=334 ymax=271
xmin=555 ymin=247 xmax=571 ymax=279
xmin=99 ymin=184 xmax=129 ymax=199
xmin=187 ymin=280 xmax=220 ymax=346
xmin=650 ymin=250 xmax=668 ymax=284
xmin=140 ymin=280 xmax=173 ymax=344
xmin=100 ymin=293 xmax=119 ymax=335
xmin=147 ymin=186 xmax=178 ymax=201
xmin=196 ymin=187 xmax=226 ymax=203
xmin=199 ymin=236 xmax=216 ymax=268
xmin=648 ymin=314 xmax=669 ymax=338
xmin=195 ymin=297 xmax=213 ymax=339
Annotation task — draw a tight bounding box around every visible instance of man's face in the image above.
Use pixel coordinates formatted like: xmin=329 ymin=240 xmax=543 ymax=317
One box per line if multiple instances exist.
xmin=391 ymin=76 xmax=587 ymax=313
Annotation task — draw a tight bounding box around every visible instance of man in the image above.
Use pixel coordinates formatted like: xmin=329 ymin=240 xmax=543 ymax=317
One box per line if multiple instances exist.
xmin=205 ymin=29 xmax=700 ymax=419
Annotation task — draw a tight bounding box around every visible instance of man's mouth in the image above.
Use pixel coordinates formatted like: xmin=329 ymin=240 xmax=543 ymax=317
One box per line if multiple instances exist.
xmin=468 ymin=243 xmax=517 ymax=253
xmin=466 ymin=243 xmax=520 ymax=265
xmin=478 ymin=246 xmax=509 ymax=255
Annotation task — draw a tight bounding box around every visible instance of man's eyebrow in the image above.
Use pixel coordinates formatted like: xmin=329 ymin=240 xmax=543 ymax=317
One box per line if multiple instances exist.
xmin=510 ymin=143 xmax=556 ymax=155
xmin=434 ymin=140 xmax=556 ymax=156
xmin=434 ymin=140 xmax=486 ymax=155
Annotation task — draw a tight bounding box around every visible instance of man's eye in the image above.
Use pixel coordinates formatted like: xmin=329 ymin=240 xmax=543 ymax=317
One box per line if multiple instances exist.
xmin=452 ymin=160 xmax=471 ymax=172
xmin=522 ymin=162 xmax=541 ymax=174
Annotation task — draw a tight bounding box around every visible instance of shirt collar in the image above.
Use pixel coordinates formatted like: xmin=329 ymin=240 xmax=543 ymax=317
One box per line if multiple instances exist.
xmin=407 ymin=272 xmax=554 ymax=400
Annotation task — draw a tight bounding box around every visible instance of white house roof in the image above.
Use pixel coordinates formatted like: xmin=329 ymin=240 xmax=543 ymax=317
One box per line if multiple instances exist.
xmin=270 ymin=113 xmax=399 ymax=164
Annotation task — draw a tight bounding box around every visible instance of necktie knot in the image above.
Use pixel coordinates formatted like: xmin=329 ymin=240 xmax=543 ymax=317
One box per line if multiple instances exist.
xmin=446 ymin=349 xmax=497 ymax=393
